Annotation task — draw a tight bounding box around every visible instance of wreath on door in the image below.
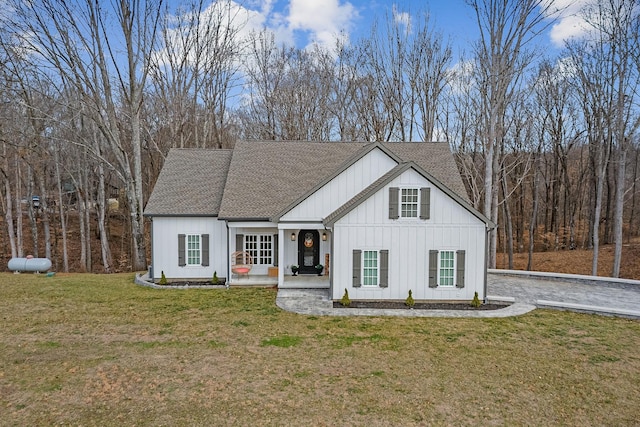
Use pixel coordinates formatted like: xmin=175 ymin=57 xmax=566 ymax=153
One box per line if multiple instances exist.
xmin=304 ymin=233 xmax=314 ymax=248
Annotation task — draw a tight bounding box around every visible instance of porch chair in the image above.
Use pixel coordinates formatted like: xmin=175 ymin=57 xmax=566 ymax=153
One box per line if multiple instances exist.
xmin=231 ymin=251 xmax=253 ymax=279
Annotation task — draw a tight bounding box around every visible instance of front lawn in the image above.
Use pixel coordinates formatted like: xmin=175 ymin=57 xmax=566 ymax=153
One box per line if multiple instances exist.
xmin=1 ymin=273 xmax=638 ymax=425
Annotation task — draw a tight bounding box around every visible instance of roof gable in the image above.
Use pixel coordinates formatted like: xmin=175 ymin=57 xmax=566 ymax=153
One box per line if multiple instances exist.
xmin=324 ymin=162 xmax=493 ymax=227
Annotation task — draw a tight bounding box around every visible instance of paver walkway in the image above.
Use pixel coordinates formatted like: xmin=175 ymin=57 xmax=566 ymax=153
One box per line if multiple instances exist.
xmin=276 ymin=271 xmax=640 ymax=319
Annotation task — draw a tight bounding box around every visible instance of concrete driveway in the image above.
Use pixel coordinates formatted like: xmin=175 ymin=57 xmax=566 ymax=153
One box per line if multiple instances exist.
xmin=487 ymin=270 xmax=640 ymax=318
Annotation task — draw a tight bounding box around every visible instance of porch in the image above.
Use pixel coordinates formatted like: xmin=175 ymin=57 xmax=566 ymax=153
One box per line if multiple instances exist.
xmin=230 ymin=273 xmax=329 ymax=289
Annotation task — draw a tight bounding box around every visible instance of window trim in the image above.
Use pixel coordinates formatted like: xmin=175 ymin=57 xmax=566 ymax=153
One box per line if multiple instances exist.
xmin=362 ymin=250 xmax=379 ymax=287
xmin=186 ymin=234 xmax=201 ymax=266
xmin=437 ymin=250 xmax=456 ymax=287
xmin=400 ymin=188 xmax=419 ymax=218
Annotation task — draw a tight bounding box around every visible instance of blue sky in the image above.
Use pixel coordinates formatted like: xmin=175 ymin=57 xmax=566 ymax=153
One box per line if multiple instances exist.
xmin=231 ymin=0 xmax=590 ymax=55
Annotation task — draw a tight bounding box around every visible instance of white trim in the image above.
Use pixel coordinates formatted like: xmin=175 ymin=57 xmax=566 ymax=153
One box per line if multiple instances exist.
xmin=400 ymin=187 xmax=419 ymax=218
xmin=229 ymin=221 xmax=277 ymax=229
xmin=362 ymin=250 xmax=380 ymax=287
xmin=278 ymin=222 xmax=324 ymax=230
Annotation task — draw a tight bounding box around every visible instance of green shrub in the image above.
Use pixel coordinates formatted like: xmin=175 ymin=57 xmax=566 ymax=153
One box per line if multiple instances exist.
xmin=405 ymin=290 xmax=415 ymax=307
xmin=471 ymin=292 xmax=481 ymax=308
xmin=212 ymin=271 xmax=219 ymax=285
xmin=159 ymin=271 xmax=167 ymax=285
xmin=340 ymin=289 xmax=351 ymax=307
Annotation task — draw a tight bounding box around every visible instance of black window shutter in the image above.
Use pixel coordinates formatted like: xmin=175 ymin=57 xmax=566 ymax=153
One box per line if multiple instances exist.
xmin=379 ymin=249 xmax=389 ymax=288
xmin=389 ymin=187 xmax=399 ymax=219
xmin=428 ymin=250 xmax=438 ymax=288
xmin=201 ymin=234 xmax=209 ymax=266
xmin=178 ymin=234 xmax=186 ymax=266
xmin=420 ymin=187 xmax=431 ymax=219
xmin=236 ymin=234 xmax=244 ymax=252
xmin=352 ymin=249 xmax=362 ymax=287
xmin=456 ymin=250 xmax=465 ymax=288
xmin=273 ymin=234 xmax=278 ymax=266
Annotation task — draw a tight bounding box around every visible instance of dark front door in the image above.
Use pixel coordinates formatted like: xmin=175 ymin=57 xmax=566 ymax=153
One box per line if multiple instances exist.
xmin=298 ymin=230 xmax=320 ymax=274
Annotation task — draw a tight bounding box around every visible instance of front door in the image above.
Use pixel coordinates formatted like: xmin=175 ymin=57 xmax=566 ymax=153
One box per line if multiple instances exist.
xmin=298 ymin=230 xmax=320 ymax=274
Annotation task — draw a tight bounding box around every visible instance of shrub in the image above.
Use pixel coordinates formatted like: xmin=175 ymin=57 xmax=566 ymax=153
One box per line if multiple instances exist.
xmin=405 ymin=290 xmax=415 ymax=307
xmin=159 ymin=271 xmax=167 ymax=285
xmin=340 ymin=289 xmax=351 ymax=307
xmin=212 ymin=271 xmax=219 ymax=285
xmin=471 ymin=292 xmax=481 ymax=308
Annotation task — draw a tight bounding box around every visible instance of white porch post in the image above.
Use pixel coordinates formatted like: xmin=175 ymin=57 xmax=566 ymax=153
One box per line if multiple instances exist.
xmin=278 ymin=228 xmax=285 ymax=287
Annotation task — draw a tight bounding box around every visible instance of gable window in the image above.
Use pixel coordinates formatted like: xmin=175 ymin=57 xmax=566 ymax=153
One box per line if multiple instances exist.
xmin=186 ymin=234 xmax=201 ymax=265
xmin=245 ymin=234 xmax=273 ymax=265
xmin=389 ymin=187 xmax=430 ymax=219
xmin=401 ymin=188 xmax=419 ymax=217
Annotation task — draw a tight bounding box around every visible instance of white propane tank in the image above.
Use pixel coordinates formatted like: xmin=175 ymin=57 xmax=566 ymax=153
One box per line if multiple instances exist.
xmin=8 ymin=257 xmax=52 ymax=273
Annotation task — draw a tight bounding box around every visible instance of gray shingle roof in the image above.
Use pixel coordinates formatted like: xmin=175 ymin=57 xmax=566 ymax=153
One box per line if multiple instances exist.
xmin=146 ymin=141 xmax=471 ymax=219
xmin=218 ymin=141 xmax=365 ymax=220
xmin=144 ymin=148 xmax=233 ymax=216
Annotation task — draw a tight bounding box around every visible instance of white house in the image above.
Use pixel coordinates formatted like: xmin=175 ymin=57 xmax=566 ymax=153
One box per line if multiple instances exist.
xmin=143 ymin=141 xmax=494 ymax=302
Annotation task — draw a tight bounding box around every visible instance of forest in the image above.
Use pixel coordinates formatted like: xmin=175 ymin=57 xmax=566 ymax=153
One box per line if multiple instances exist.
xmin=0 ymin=0 xmax=638 ymax=277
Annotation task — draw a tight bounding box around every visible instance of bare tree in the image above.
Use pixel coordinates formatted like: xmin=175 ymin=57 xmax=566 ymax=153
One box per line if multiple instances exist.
xmin=567 ymin=0 xmax=640 ymax=276
xmin=5 ymin=0 xmax=164 ymax=271
xmin=467 ymin=0 xmax=555 ymax=268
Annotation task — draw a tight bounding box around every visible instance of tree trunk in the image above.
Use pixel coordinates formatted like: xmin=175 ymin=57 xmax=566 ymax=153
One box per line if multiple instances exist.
xmin=54 ymin=150 xmax=69 ymax=272
xmin=96 ymin=161 xmax=113 ymax=273
xmin=501 ymin=169 xmax=514 ymax=269
xmin=2 ymin=146 xmax=17 ymax=259
xmin=15 ymin=156 xmax=23 ymax=258
xmin=37 ymin=169 xmax=51 ymax=260
xmin=611 ymin=146 xmax=626 ymax=278
xmin=528 ymin=159 xmax=539 ymax=271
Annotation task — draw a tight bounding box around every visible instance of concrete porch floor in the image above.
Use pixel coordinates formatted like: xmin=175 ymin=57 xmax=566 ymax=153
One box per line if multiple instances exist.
xmin=227 ymin=274 xmax=329 ymax=289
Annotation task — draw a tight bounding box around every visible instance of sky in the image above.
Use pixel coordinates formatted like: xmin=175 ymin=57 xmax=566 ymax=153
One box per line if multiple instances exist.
xmin=230 ymin=0 xmax=591 ymax=54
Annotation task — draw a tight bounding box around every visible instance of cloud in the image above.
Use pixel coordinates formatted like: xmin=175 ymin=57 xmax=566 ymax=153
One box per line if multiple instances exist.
xmin=546 ymin=0 xmax=591 ymax=47
xmin=392 ymin=4 xmax=411 ymax=31
xmin=287 ymin=0 xmax=358 ymax=48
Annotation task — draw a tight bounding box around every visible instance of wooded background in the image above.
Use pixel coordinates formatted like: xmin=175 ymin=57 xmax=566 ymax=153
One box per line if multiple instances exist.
xmin=0 ymin=0 xmax=638 ymax=277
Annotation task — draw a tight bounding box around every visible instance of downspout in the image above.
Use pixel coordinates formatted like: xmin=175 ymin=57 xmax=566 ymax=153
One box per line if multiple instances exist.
xmin=149 ymin=218 xmax=154 ymax=281
xmin=483 ymin=222 xmax=496 ymax=303
xmin=225 ymin=221 xmax=230 ymax=288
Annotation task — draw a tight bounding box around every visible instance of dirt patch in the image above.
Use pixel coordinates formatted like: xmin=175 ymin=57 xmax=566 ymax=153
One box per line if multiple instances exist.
xmin=333 ymin=301 xmax=510 ymax=310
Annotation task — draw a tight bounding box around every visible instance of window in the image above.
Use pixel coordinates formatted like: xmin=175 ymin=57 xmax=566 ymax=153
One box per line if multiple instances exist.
xmin=363 ymin=250 xmax=379 ymax=286
xmin=245 ymin=234 xmax=273 ymax=265
xmin=401 ymin=188 xmax=419 ymax=218
xmin=439 ymin=250 xmax=455 ymax=287
xmin=186 ymin=234 xmax=201 ymax=265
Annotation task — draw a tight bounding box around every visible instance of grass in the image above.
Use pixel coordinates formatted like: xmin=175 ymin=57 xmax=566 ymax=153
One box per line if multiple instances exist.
xmin=0 ymin=273 xmax=639 ymax=426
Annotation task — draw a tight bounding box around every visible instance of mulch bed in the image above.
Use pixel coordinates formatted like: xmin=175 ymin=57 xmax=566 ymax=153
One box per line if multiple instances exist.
xmin=333 ymin=301 xmax=510 ymax=310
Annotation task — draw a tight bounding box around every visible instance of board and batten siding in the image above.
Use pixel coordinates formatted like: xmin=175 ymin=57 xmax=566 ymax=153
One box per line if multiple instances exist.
xmin=330 ymin=169 xmax=487 ymax=301
xmin=281 ymin=148 xmax=397 ymax=221
xmin=151 ymin=217 xmax=227 ymax=280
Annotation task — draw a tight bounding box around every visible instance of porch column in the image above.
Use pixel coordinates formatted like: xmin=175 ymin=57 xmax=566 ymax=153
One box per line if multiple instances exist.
xmin=278 ymin=228 xmax=285 ymax=287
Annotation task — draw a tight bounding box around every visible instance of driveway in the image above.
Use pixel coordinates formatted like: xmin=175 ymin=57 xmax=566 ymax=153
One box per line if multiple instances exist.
xmin=487 ymin=271 xmax=640 ymax=318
